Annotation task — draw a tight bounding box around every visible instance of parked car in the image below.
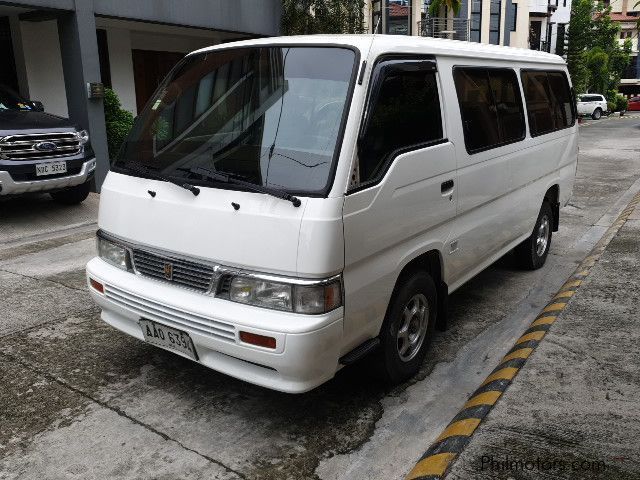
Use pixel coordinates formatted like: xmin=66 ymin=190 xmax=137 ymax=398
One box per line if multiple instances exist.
xmin=86 ymin=36 xmax=578 ymax=393
xmin=627 ymin=96 xmax=640 ymax=112
xmin=0 ymin=84 xmax=95 ymax=203
xmin=576 ymin=93 xmax=608 ymax=120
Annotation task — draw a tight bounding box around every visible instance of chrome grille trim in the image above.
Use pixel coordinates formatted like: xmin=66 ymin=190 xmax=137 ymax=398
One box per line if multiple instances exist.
xmin=0 ymin=132 xmax=82 ymax=160
xmin=104 ymin=284 xmax=236 ymax=342
xmin=131 ymin=248 xmax=215 ymax=293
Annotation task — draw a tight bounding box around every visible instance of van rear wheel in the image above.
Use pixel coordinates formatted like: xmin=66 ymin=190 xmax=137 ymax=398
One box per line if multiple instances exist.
xmin=514 ymin=201 xmax=553 ymax=270
xmin=377 ymin=271 xmax=436 ymax=385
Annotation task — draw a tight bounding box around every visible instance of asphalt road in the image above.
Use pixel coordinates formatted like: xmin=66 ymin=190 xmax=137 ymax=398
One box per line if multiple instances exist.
xmin=1 ymin=114 xmax=640 ymax=480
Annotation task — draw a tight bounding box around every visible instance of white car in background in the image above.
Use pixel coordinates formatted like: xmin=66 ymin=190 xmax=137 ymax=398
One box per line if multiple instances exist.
xmin=577 ymin=94 xmax=608 ymax=120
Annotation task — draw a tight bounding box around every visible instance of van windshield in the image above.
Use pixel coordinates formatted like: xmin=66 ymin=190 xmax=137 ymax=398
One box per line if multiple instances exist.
xmin=113 ymin=46 xmax=356 ymax=195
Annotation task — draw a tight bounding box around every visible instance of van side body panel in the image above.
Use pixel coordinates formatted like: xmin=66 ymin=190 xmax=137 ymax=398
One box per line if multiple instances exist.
xmin=342 ymin=142 xmax=457 ymax=355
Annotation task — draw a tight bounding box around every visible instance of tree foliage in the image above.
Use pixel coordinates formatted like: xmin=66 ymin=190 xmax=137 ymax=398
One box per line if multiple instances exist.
xmin=428 ymin=0 xmax=463 ymax=17
xmin=281 ymin=0 xmax=365 ymax=35
xmin=567 ymin=0 xmax=632 ymax=97
xmin=566 ymin=0 xmax=593 ymax=93
xmin=103 ymin=88 xmax=134 ymax=159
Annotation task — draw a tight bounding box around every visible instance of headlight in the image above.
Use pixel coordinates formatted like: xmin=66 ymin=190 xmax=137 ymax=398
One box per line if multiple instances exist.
xmin=230 ymin=277 xmax=292 ymax=311
xmin=225 ymin=275 xmax=342 ymax=314
xmin=76 ymin=129 xmax=90 ymax=145
xmin=97 ymin=235 xmax=130 ymax=270
xmin=294 ymin=281 xmax=342 ymax=314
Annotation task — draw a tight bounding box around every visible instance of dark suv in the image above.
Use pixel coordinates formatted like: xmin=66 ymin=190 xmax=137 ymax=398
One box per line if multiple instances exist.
xmin=0 ymin=85 xmax=96 ymax=204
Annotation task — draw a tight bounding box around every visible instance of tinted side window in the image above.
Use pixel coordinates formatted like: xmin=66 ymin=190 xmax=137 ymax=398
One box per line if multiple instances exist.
xmin=522 ymin=70 xmax=575 ymax=136
xmin=547 ymin=72 xmax=575 ymax=129
xmin=358 ymin=60 xmax=443 ymax=186
xmin=454 ymin=67 xmax=525 ymax=153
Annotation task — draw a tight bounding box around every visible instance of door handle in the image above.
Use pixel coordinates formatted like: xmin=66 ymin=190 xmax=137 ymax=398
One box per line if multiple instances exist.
xmin=441 ymin=179 xmax=455 ymax=196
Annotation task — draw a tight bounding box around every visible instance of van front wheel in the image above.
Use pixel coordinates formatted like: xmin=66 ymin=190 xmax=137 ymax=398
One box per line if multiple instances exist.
xmin=592 ymin=108 xmax=602 ymax=120
xmin=378 ymin=271 xmax=436 ymax=385
xmin=515 ymin=201 xmax=553 ymax=270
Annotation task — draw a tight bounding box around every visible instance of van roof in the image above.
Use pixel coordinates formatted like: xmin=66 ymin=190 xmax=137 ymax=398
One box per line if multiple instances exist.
xmin=190 ymin=34 xmax=566 ymax=65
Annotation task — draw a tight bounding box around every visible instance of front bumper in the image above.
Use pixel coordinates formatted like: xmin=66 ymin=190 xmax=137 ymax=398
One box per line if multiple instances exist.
xmin=0 ymin=157 xmax=96 ymax=195
xmin=86 ymin=257 xmax=344 ymax=393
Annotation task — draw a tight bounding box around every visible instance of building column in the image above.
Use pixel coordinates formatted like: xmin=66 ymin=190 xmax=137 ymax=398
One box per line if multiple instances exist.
xmin=8 ymin=16 xmax=29 ymax=99
xmin=57 ymin=0 xmax=109 ymax=192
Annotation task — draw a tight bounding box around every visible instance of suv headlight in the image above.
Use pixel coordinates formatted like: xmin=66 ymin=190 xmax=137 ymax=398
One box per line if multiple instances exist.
xmin=97 ymin=235 xmax=130 ymax=270
xmin=76 ymin=129 xmax=90 ymax=145
xmin=224 ymin=275 xmax=342 ymax=314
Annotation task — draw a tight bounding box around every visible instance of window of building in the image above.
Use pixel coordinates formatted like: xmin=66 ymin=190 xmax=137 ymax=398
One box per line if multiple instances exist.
xmin=357 ymin=58 xmax=443 ymax=186
xmin=470 ymin=0 xmax=482 ymax=42
xmin=521 ymin=70 xmax=575 ymax=137
xmin=489 ymin=0 xmax=502 ymax=44
xmin=511 ymin=4 xmax=518 ymax=32
xmin=372 ymin=1 xmax=413 ymax=35
xmin=453 ymin=67 xmax=525 ymax=153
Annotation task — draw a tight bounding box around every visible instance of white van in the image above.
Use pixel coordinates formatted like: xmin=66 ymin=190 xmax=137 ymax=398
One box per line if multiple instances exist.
xmin=86 ymin=35 xmax=578 ymax=393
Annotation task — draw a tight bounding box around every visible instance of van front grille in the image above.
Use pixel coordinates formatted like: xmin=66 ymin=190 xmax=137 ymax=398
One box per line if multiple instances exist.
xmin=0 ymin=132 xmax=82 ymax=160
xmin=131 ymin=249 xmax=215 ymax=293
xmin=103 ymin=284 xmax=236 ymax=342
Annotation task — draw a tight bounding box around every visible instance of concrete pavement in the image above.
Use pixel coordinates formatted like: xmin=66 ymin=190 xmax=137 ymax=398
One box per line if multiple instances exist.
xmin=445 ymin=199 xmax=640 ymax=480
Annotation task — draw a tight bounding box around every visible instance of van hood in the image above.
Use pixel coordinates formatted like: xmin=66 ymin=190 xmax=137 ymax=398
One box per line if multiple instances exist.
xmin=0 ymin=110 xmax=77 ymax=133
xmin=98 ymin=172 xmax=311 ymax=276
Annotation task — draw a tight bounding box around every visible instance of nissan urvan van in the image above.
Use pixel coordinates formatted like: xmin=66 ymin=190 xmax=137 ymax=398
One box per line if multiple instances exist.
xmin=87 ymin=35 xmax=578 ymax=393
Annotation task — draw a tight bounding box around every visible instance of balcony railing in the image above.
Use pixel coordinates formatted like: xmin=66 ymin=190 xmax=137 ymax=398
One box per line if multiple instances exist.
xmin=418 ymin=18 xmax=470 ymax=42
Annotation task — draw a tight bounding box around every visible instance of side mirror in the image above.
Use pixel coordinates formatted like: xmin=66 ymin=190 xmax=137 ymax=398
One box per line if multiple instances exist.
xmin=30 ymin=101 xmax=44 ymax=112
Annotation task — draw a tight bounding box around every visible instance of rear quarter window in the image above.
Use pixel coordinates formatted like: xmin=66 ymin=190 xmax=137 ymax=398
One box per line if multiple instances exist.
xmin=453 ymin=67 xmax=525 ymax=153
xmin=521 ymin=70 xmax=575 ymax=137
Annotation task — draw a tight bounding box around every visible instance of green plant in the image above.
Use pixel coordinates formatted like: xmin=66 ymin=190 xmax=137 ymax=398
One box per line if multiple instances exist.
xmin=281 ymin=0 xmax=365 ymax=35
xmin=103 ymin=88 xmax=134 ymax=159
xmin=615 ymin=95 xmax=628 ymax=112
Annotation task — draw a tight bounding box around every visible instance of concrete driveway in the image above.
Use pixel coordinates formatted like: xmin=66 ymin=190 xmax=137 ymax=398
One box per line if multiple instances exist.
xmin=1 ymin=116 xmax=640 ymax=480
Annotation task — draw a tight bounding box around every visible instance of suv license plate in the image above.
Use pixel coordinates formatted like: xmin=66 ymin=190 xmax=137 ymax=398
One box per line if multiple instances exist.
xmin=36 ymin=161 xmax=67 ymax=176
xmin=140 ymin=319 xmax=198 ymax=360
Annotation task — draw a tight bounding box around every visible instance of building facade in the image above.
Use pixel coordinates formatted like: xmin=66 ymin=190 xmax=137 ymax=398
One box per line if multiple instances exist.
xmin=528 ymin=0 xmax=571 ymax=54
xmin=0 ymin=0 xmax=281 ymax=190
xmin=364 ymin=0 xmax=529 ymax=47
xmin=610 ymin=0 xmax=640 ymax=97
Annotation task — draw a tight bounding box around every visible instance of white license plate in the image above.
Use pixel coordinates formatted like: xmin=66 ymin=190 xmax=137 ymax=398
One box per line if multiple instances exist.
xmin=36 ymin=161 xmax=67 ymax=176
xmin=140 ymin=319 xmax=198 ymax=360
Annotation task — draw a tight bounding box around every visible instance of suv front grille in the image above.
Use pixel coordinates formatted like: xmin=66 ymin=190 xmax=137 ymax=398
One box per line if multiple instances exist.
xmin=131 ymin=249 xmax=215 ymax=293
xmin=0 ymin=132 xmax=82 ymax=160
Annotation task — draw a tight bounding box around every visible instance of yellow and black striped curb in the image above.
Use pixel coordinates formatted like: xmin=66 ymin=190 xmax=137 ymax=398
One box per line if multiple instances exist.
xmin=405 ymin=191 xmax=640 ymax=480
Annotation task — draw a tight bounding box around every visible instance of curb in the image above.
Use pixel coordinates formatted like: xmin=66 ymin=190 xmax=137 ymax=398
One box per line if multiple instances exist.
xmin=404 ymin=191 xmax=640 ymax=480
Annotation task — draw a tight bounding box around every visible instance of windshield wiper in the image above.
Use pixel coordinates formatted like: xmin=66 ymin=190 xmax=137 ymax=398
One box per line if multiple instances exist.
xmin=125 ymin=162 xmax=200 ymax=196
xmin=185 ymin=166 xmax=301 ymax=207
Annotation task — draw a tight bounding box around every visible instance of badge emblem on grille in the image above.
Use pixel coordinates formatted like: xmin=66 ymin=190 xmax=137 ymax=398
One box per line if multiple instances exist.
xmin=163 ymin=262 xmax=173 ymax=281
xmin=34 ymin=141 xmax=58 ymax=152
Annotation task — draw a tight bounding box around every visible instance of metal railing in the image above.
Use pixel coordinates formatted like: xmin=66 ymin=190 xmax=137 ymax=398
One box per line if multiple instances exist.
xmin=418 ymin=18 xmax=470 ymax=41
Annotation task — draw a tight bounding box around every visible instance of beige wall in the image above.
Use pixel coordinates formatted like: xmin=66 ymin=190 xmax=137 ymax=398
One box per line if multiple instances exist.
xmin=106 ymin=28 xmax=137 ymax=115
xmin=20 ymin=20 xmax=69 ymax=117
xmin=510 ymin=0 xmax=531 ymax=48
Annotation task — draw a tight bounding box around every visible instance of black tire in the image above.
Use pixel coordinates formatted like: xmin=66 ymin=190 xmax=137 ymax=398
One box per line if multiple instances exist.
xmin=514 ymin=201 xmax=553 ymax=270
xmin=50 ymin=181 xmax=90 ymax=205
xmin=591 ymin=108 xmax=602 ymax=120
xmin=377 ymin=270 xmax=437 ymax=385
